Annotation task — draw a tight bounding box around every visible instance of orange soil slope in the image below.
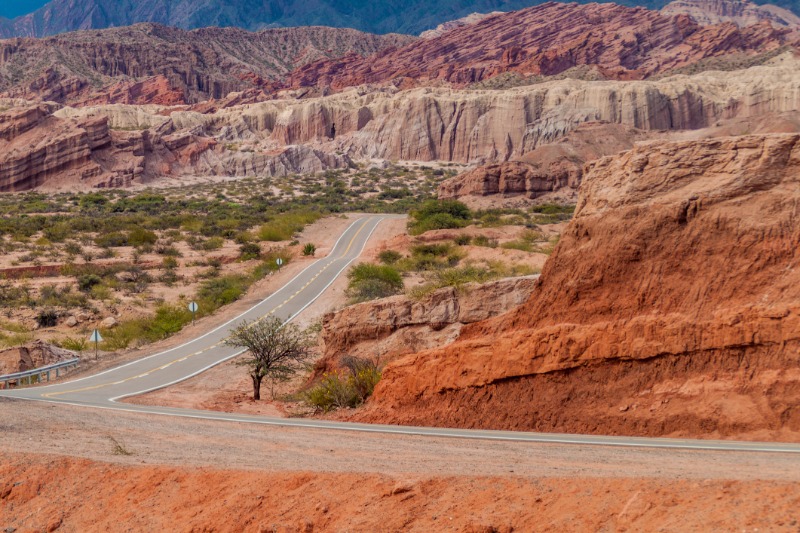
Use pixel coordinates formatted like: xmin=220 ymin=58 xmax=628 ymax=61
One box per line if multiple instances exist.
xmin=354 ymin=134 xmax=800 ymax=441
xmin=2 ymin=454 xmax=800 ymax=532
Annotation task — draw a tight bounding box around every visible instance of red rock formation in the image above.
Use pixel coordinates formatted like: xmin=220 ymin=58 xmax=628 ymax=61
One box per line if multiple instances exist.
xmin=0 ymin=24 xmax=415 ymax=106
xmin=289 ymin=2 xmax=792 ymax=91
xmin=0 ymin=341 xmax=77 ymax=375
xmin=315 ymin=276 xmax=537 ymax=377
xmin=353 ymin=134 xmax=800 ymax=440
xmin=438 ymin=123 xmax=653 ymax=203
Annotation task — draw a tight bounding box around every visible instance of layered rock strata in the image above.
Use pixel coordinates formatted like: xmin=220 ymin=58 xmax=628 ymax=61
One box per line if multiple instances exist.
xmin=353 ymin=134 xmax=800 ymax=440
xmin=315 ymin=276 xmax=537 ymax=377
xmin=290 ymin=2 xmax=793 ymax=90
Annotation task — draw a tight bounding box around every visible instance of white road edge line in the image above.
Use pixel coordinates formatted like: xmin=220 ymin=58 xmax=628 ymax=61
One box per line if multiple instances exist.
xmin=6 ymin=396 xmax=800 ymax=454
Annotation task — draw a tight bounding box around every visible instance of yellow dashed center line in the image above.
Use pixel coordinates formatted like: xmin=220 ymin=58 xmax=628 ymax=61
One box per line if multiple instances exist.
xmin=41 ymin=219 xmax=371 ymax=399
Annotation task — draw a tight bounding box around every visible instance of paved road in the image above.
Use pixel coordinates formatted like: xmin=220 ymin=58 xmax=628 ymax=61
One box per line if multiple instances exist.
xmin=2 ymin=214 xmax=800 ymax=455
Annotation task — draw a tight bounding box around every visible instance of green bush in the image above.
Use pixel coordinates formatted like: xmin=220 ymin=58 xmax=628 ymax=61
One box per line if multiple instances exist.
xmin=201 ymin=237 xmax=225 ymax=251
xmin=56 ymin=337 xmax=89 ymax=351
xmin=378 ymin=250 xmax=402 ymax=265
xmin=258 ymin=211 xmax=322 ymax=242
xmin=95 ymin=232 xmax=128 ymax=248
xmin=409 ymin=200 xmax=472 ymax=235
xmin=77 ymin=274 xmax=102 ymax=293
xmin=302 ymin=243 xmax=317 ymax=256
xmin=472 ymin=235 xmax=498 ymax=248
xmin=239 ymin=242 xmax=261 ymax=260
xmin=128 ymin=228 xmax=158 ymax=247
xmin=346 ymin=263 xmax=403 ymax=302
xmin=304 ymin=356 xmax=381 ymax=412
xmin=197 ymin=275 xmax=249 ymax=308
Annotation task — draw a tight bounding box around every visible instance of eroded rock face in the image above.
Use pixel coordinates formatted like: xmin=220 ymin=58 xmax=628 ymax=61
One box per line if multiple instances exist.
xmin=0 ymin=101 xmax=353 ymax=191
xmin=290 ymin=2 xmax=792 ymax=90
xmin=438 ymin=123 xmax=655 ymax=204
xmin=315 ymin=276 xmax=537 ymax=377
xmin=0 ymin=24 xmax=415 ymax=106
xmin=0 ymin=341 xmax=78 ymax=375
xmin=6 ymin=56 xmax=800 ymax=190
xmin=438 ymin=161 xmax=579 ymax=202
xmin=196 ymin=59 xmax=800 ymax=164
xmin=354 ymin=134 xmax=800 ymax=439
xmin=662 ymin=0 xmax=800 ymax=29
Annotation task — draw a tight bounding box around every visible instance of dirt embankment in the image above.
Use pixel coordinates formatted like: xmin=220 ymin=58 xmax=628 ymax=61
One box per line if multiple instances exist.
xmin=352 ymin=134 xmax=800 ymax=442
xmin=3 ymin=453 xmax=800 ymax=533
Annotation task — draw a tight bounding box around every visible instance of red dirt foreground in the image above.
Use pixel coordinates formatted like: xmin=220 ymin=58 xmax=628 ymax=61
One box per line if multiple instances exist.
xmin=2 ymin=453 xmax=800 ymax=532
xmin=352 ymin=134 xmax=800 ymax=441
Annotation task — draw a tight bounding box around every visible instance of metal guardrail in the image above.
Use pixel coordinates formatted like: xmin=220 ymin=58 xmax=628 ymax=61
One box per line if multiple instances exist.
xmin=0 ymin=358 xmax=80 ymax=389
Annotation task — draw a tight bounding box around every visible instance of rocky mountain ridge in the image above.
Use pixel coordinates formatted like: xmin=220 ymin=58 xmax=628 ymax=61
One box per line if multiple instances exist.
xmin=289 ymin=2 xmax=794 ymax=90
xmin=0 ymin=24 xmax=415 ymax=106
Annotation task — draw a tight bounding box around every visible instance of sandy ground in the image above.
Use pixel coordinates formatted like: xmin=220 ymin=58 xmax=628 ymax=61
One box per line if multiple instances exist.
xmin=124 ymin=215 xmax=408 ymax=415
xmin=1 ymin=399 xmax=800 ymax=532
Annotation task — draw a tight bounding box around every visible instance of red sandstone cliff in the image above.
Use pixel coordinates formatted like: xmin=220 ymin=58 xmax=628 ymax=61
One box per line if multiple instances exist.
xmin=353 ymin=134 xmax=800 ymax=441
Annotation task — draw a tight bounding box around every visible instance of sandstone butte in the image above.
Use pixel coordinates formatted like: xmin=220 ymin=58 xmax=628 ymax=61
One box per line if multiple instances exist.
xmin=352 ymin=134 xmax=800 ymax=441
xmin=288 ymin=1 xmax=794 ymax=91
xmin=4 ymin=57 xmax=800 ymax=192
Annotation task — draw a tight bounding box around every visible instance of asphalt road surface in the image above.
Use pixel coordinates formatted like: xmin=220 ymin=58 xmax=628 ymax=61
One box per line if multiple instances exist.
xmin=2 ymin=214 xmax=800 ymax=455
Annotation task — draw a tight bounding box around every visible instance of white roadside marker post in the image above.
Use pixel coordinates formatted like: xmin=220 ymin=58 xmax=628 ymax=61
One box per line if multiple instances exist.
xmin=188 ymin=301 xmax=199 ymax=325
xmin=89 ymin=329 xmax=103 ymax=361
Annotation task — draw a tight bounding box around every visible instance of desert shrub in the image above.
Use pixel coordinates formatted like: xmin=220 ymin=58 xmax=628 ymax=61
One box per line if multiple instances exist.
xmin=409 ymin=199 xmax=472 ymax=235
xmin=201 ymin=237 xmax=225 ymax=251
xmin=346 ymin=263 xmax=403 ymax=302
xmin=77 ymin=274 xmax=102 ymax=293
xmin=454 ymin=234 xmax=472 ymax=246
xmin=149 ymin=304 xmax=193 ymax=338
xmin=56 ymin=337 xmax=88 ymax=351
xmin=128 ymin=228 xmax=158 ymax=247
xmin=501 ymin=229 xmax=545 ymax=252
xmin=472 ymin=235 xmax=498 ymax=248
xmin=197 ymin=275 xmax=249 ymax=309
xmin=529 ymin=203 xmax=576 ymax=224
xmin=378 ymin=249 xmax=402 ymax=265
xmin=400 ymin=243 xmax=463 ymax=271
xmin=304 ymin=373 xmax=358 ymax=412
xmin=36 ymin=309 xmax=59 ymax=328
xmin=95 ymin=232 xmax=128 ymax=248
xmin=64 ymin=241 xmax=82 ymax=256
xmin=239 ymin=242 xmax=261 ymax=260
xmin=155 ymin=244 xmax=181 ymax=257
xmin=302 ymin=243 xmax=317 ymax=256
xmin=304 ymin=356 xmax=381 ymax=412
xmin=258 ymin=211 xmax=322 ymax=242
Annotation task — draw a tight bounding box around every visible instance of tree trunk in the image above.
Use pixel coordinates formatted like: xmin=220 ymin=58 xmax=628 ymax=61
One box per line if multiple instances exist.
xmin=252 ymin=374 xmax=263 ymax=401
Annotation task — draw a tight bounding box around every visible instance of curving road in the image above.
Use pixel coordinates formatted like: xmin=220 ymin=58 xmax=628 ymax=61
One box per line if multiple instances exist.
xmin=2 ymin=214 xmax=800 ymax=455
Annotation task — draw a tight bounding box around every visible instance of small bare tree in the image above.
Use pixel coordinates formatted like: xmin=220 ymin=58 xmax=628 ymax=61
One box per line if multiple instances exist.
xmin=224 ymin=316 xmax=311 ymax=400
